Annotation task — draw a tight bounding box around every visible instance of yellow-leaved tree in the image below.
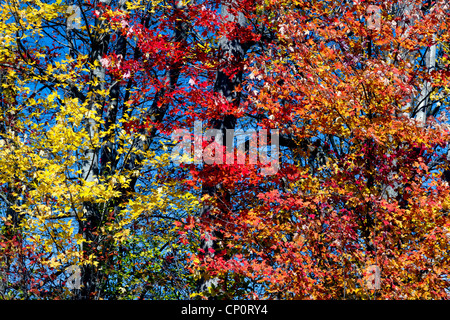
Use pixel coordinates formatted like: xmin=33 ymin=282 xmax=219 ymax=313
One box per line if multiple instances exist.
xmin=0 ymin=0 xmax=200 ymax=299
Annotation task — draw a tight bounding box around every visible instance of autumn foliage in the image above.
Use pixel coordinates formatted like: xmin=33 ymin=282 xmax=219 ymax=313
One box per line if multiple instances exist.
xmin=0 ymin=0 xmax=449 ymax=299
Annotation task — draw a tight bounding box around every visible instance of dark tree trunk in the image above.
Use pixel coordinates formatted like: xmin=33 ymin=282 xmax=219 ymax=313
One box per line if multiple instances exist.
xmin=197 ymin=3 xmax=246 ymax=297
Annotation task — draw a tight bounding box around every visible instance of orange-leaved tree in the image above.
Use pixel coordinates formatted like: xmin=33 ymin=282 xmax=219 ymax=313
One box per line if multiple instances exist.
xmin=184 ymin=0 xmax=450 ymax=299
